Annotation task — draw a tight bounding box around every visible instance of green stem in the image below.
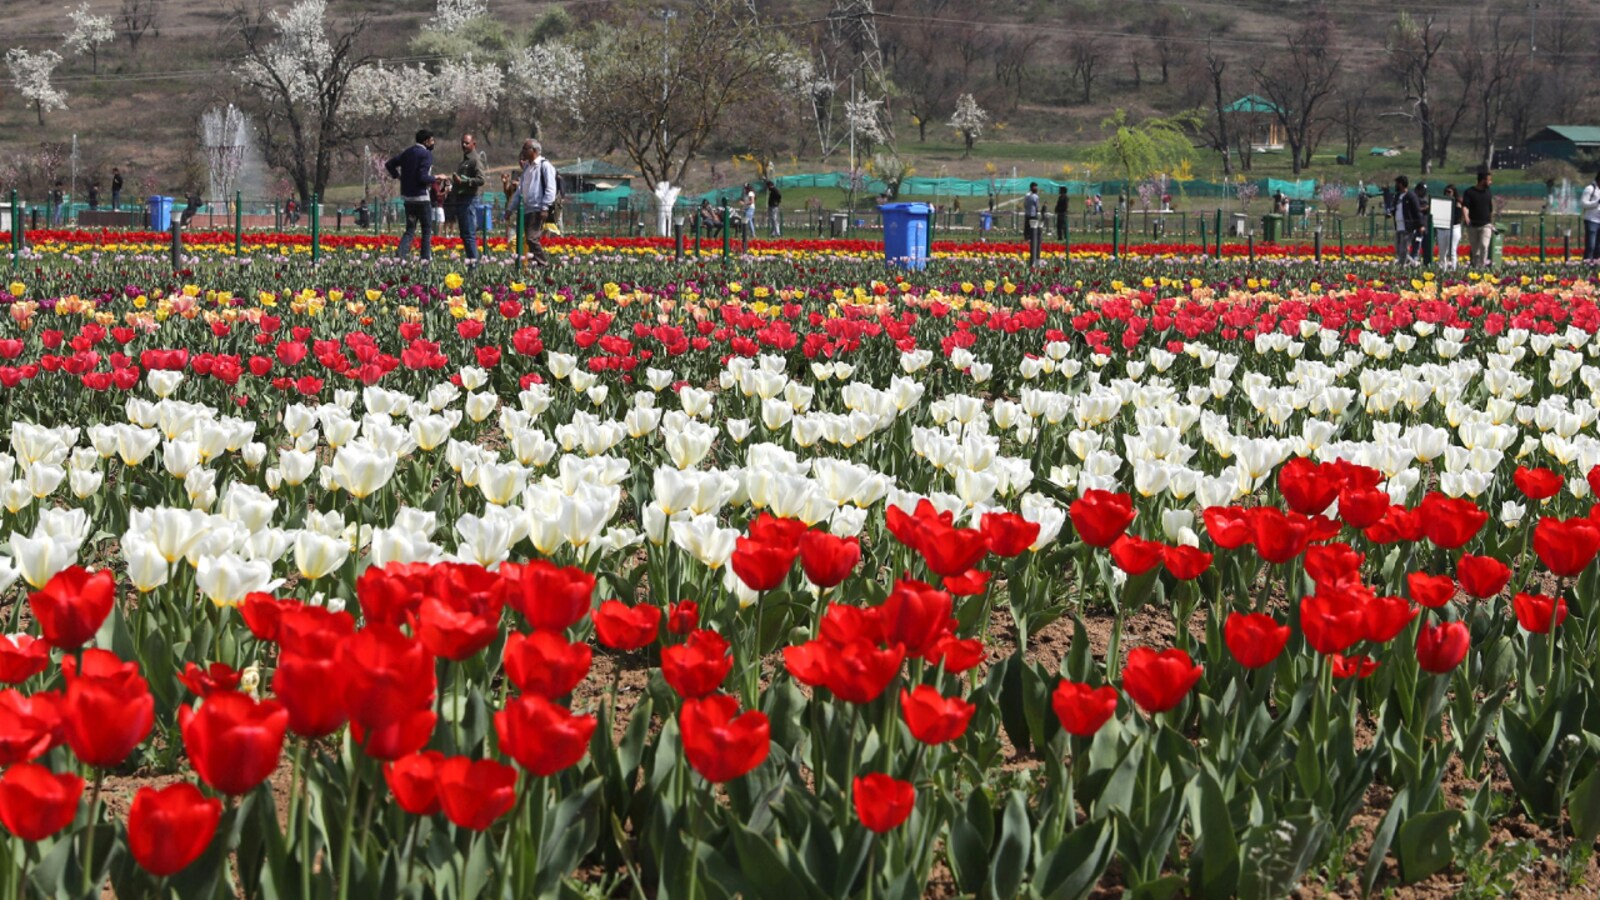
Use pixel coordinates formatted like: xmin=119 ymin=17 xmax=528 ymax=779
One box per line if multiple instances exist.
xmin=81 ymin=770 xmax=104 ymax=895
xmin=335 ymin=750 xmax=364 ymax=900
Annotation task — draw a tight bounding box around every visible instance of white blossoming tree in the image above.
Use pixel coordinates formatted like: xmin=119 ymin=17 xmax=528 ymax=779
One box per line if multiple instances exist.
xmin=233 ymin=0 xmax=375 ymax=206
xmin=6 ymin=49 xmax=68 ymax=125
xmin=504 ymin=40 xmax=585 ymax=139
xmin=845 ymin=97 xmax=887 ymax=150
xmin=63 ymin=2 xmax=116 ymax=75
xmin=948 ymin=93 xmax=988 ymax=158
xmin=429 ymin=0 xmax=487 ymax=34
xmin=433 ymin=54 xmax=503 ymax=130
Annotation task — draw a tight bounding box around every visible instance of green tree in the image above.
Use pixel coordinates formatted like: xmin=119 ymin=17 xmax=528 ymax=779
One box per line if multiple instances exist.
xmin=1090 ymin=108 xmax=1200 ymax=188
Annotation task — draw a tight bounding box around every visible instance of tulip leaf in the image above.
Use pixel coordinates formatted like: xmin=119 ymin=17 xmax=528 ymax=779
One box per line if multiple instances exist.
xmin=1236 ymin=813 xmax=1328 ymax=900
xmin=1186 ymin=770 xmax=1239 ymax=900
xmin=1033 ymin=817 xmax=1117 ymax=900
xmin=1360 ymin=786 xmax=1408 ymax=896
xmin=536 ymin=778 xmax=604 ymax=896
xmin=1568 ymin=768 xmax=1600 ymax=845
xmin=985 ymin=790 xmax=1032 ymax=900
xmin=1126 ymin=874 xmax=1186 ymax=900
xmin=1396 ymin=809 xmax=1460 ymax=884
xmin=947 ymin=788 xmax=992 ymax=895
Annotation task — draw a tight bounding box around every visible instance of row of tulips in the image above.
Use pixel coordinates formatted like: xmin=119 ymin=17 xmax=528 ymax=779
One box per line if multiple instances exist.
xmin=0 ymin=251 xmax=1599 ymax=896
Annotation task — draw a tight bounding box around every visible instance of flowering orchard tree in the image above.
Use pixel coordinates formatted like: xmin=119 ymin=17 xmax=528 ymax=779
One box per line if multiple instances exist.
xmin=6 ymin=49 xmax=68 ymax=125
xmin=948 ymin=93 xmax=988 ymax=159
xmin=428 ymin=0 xmax=486 ymax=33
xmin=233 ymin=0 xmax=376 ymax=206
xmin=433 ymin=55 xmax=504 ymax=132
xmin=63 ymin=2 xmax=116 ymax=75
xmin=504 ymin=40 xmax=585 ymax=139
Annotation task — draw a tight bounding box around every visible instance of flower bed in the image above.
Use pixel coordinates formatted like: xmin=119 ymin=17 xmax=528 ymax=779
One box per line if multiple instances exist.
xmin=0 ymin=256 xmax=1596 ymax=896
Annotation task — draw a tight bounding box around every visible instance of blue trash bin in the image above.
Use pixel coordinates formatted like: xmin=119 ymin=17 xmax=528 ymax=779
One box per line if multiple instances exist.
xmin=879 ymin=202 xmax=932 ymax=271
xmin=147 ymin=196 xmax=174 ymax=231
xmin=473 ymin=201 xmax=492 ymax=234
xmin=979 ymin=211 xmax=993 ymax=233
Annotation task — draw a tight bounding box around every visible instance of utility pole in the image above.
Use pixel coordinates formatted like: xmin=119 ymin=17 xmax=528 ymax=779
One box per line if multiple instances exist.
xmin=848 ymin=73 xmax=857 ymax=216
xmin=1528 ymin=2 xmax=1540 ymax=53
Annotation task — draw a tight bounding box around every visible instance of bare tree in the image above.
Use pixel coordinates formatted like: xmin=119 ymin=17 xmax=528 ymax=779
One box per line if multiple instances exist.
xmin=1453 ymin=12 xmax=1525 ymax=172
xmin=881 ymin=0 xmax=960 ymax=142
xmin=232 ymin=0 xmax=376 ymax=206
xmin=1194 ymin=46 xmax=1232 ymax=177
xmin=118 ymin=0 xmax=160 ymax=55
xmin=1251 ymin=8 xmax=1341 ymax=175
xmin=992 ymin=34 xmax=1041 ymax=112
xmin=1068 ymin=36 xmax=1102 ymax=105
xmin=1385 ymin=13 xmax=1449 ymax=174
xmin=1329 ymin=77 xmax=1373 ymax=167
xmin=581 ymin=0 xmax=792 ymax=187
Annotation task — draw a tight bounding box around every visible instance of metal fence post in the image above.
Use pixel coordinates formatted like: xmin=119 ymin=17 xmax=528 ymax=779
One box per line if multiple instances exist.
xmin=311 ymin=194 xmax=321 ymax=265
xmin=234 ymin=191 xmax=243 ymax=256
xmin=170 ymin=215 xmax=182 ymax=270
xmin=1111 ymin=209 xmax=1120 ymax=260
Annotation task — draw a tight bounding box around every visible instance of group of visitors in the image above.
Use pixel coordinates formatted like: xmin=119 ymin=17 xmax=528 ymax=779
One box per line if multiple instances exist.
xmin=1385 ymin=168 xmax=1496 ymax=268
xmin=692 ymin=181 xmax=783 ymax=252
xmin=385 ymin=129 xmax=548 ymax=264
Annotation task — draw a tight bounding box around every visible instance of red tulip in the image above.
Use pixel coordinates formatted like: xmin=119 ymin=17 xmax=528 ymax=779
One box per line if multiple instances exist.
xmin=1299 ymin=590 xmax=1367 ymax=656
xmin=1588 ymin=464 xmax=1600 ymax=499
xmin=1223 ymin=612 xmax=1290 ymax=669
xmin=878 ymin=578 xmax=953 ymax=658
xmin=0 ymin=763 xmax=83 ymax=841
xmin=1514 ymin=466 xmax=1563 ymax=501
xmin=1108 ymin=534 xmax=1165 ymax=575
xmin=352 ymin=708 xmax=438 ymax=762
xmin=127 ymin=783 xmax=221 ymax=876
xmin=886 ymin=499 xmax=952 ymax=554
xmin=1457 ymin=555 xmax=1511 ymax=599
xmin=853 ymin=773 xmax=915 ymax=833
xmin=592 ymin=600 xmax=661 ymax=651
xmin=503 ymin=631 xmax=591 ymax=700
xmin=679 ymin=693 xmax=769 ymax=783
xmin=1418 ymin=493 xmax=1487 ymax=550
xmin=1361 ymin=595 xmax=1417 ymax=644
xmin=748 ymin=513 xmax=809 ymax=547
xmin=798 ymin=532 xmax=861 ymax=588
xmin=980 ymin=511 xmax=1040 ymax=558
xmin=1511 ymin=592 xmax=1568 ymax=634
xmin=915 ymin=523 xmax=990 ymax=577
xmin=1337 ymin=486 xmax=1390 ymax=529
xmin=434 ymin=757 xmax=518 ymax=831
xmin=1416 ymin=621 xmax=1470 ymax=673
xmin=925 ymin=635 xmax=985 ymax=674
xmin=661 ymin=630 xmax=733 ymax=699
xmin=61 ymin=649 xmax=154 ymax=768
xmin=1278 ymin=457 xmax=1341 ymax=516
xmin=899 ymin=686 xmax=974 ymax=745
xmin=731 ymin=536 xmax=799 ymax=591
xmin=1533 ymin=516 xmax=1600 ymax=577
xmin=1365 ymin=505 xmax=1427 ymax=545
xmin=1070 ymin=490 xmax=1136 ymax=547
xmin=666 ymin=600 xmax=699 ymax=635
xmin=494 ymin=694 xmax=597 ymax=776
xmin=1331 ymin=654 xmax=1380 ymax=679
xmin=273 ymin=650 xmax=351 ymax=738
xmin=0 ymin=634 xmax=50 ymax=684
xmin=1122 ymin=647 xmax=1203 ymax=713
xmin=384 ymin=751 xmax=445 ymax=815
xmin=417 ymin=590 xmax=503 ymax=662
xmin=1162 ymin=545 xmax=1213 ymax=581
xmin=355 ymin=562 xmax=431 ymax=627
xmin=1406 ymin=573 xmax=1456 ymax=609
xmin=1202 ymin=506 xmax=1254 ymax=549
xmin=28 ymin=566 xmax=116 ymax=650
xmin=1051 ymin=681 xmax=1120 ymax=736
xmin=0 ymin=689 xmax=61 ymax=765
xmin=827 ymin=640 xmax=905 ymax=704
xmin=942 ymin=568 xmax=992 ymax=597
xmin=340 ymin=625 xmax=435 ymax=732
xmin=177 ymin=662 xmax=243 ymax=698
xmin=1249 ymin=507 xmax=1311 ymax=564
xmin=179 ymin=692 xmax=289 ymax=796
xmin=1304 ymin=543 xmax=1364 ymax=591
xmin=502 ymin=559 xmax=595 ymax=631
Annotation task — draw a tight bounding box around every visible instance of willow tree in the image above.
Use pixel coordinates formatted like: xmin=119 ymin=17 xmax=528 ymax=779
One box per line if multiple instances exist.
xmin=1090 ymin=109 xmax=1200 ymax=189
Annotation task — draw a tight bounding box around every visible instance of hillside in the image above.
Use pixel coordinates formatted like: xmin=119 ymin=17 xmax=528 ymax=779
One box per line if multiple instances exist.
xmin=1 ymin=0 xmax=1594 ymax=205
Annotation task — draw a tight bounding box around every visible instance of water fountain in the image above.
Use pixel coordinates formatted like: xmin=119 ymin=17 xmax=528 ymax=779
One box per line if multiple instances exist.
xmin=1552 ymin=178 xmax=1578 ymax=215
xmin=200 ymin=105 xmax=268 ymax=214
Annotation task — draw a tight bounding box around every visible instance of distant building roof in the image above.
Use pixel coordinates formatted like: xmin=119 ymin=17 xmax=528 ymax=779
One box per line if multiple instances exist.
xmin=558 ymin=159 xmax=635 ymax=178
xmin=1224 ymin=95 xmax=1282 ymax=115
xmin=1528 ymin=126 xmax=1600 ymax=146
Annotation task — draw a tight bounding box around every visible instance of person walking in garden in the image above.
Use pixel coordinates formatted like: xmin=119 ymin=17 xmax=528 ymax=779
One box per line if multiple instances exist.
xmin=1463 ymin=168 xmax=1494 ymax=268
xmin=1392 ymin=175 xmax=1421 ymax=265
xmin=1055 ymin=186 xmax=1069 ymax=240
xmin=1441 ymin=184 xmax=1464 ymax=270
xmin=1582 ymin=170 xmax=1600 ymax=263
xmin=49 ymin=180 xmax=66 ymax=225
xmin=87 ymin=180 xmax=99 ymax=211
xmin=386 ymin=129 xmax=436 ymax=262
xmin=505 ymin=138 xmax=557 ymax=267
xmin=110 ymin=168 xmax=123 ymax=210
xmin=739 ymin=183 xmax=756 ymax=251
xmin=1023 ymin=182 xmax=1041 ymax=237
xmin=449 ymin=133 xmax=487 ymax=261
xmin=765 ymin=180 xmax=782 ymax=237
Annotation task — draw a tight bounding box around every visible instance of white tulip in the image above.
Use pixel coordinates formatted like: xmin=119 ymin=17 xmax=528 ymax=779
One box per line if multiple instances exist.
xmin=195 ymin=553 xmax=281 ymax=607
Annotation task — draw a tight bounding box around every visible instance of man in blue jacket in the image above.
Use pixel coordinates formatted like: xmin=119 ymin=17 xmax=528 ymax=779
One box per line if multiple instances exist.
xmin=386 ymin=129 xmax=436 ymax=261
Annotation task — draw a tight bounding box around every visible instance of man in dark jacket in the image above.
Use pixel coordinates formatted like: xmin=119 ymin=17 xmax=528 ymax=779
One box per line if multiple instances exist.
xmin=1392 ymin=175 xmax=1422 ymax=265
xmin=110 ymin=168 xmax=124 ymax=210
xmin=449 ymin=132 xmax=486 ymax=261
xmin=1054 ymin=186 xmax=1069 ymax=240
xmin=386 ymin=129 xmax=436 ymax=261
